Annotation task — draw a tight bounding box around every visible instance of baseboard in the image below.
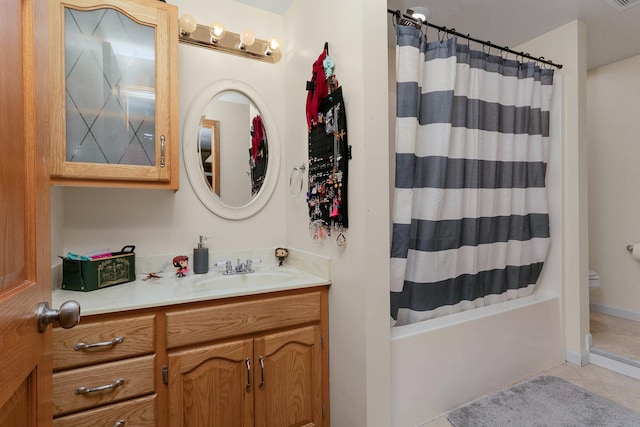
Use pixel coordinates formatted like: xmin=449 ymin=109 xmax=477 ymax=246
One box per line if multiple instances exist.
xmin=589 ymin=351 xmax=640 ymax=380
xmin=566 ymin=349 xmax=589 ymax=366
xmin=590 ymin=303 xmax=640 ymax=322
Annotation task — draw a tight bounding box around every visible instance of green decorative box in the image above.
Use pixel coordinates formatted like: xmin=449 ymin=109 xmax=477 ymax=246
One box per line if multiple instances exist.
xmin=62 ymin=246 xmax=135 ymax=292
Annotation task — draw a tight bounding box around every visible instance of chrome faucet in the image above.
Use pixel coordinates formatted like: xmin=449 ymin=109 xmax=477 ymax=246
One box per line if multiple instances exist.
xmin=221 ymin=258 xmax=261 ymax=275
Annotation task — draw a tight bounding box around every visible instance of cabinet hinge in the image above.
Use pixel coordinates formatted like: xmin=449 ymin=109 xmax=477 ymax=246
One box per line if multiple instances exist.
xmin=162 ymin=365 xmax=168 ymax=385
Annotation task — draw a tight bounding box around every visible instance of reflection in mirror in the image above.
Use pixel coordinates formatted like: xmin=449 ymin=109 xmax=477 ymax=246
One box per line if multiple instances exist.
xmin=183 ymin=80 xmax=280 ymax=220
xmin=198 ymin=91 xmax=268 ymax=207
xmin=198 ymin=117 xmax=220 ymax=196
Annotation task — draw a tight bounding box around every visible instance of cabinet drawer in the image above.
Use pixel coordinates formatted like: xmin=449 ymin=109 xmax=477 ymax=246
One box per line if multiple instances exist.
xmin=53 ymin=355 xmax=155 ymax=416
xmin=53 ymin=314 xmax=155 ymax=371
xmin=166 ymin=291 xmax=321 ymax=349
xmin=53 ymin=394 xmax=156 ymax=427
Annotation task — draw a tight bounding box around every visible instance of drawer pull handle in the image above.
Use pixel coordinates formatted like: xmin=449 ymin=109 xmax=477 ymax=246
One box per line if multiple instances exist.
xmin=112 ymin=421 xmax=125 ymax=427
xmin=245 ymin=358 xmax=251 ymax=392
xmin=74 ymin=336 xmax=124 ymax=351
xmin=259 ymin=356 xmax=265 ymax=390
xmin=75 ymin=378 xmax=125 ymax=395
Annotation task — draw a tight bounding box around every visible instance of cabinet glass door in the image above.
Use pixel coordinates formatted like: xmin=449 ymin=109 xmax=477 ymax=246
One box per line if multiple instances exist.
xmin=64 ymin=7 xmax=156 ymax=166
xmin=50 ymin=0 xmax=177 ymax=186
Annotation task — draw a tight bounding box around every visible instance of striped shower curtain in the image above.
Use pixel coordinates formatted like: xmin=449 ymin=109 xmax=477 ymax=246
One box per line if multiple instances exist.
xmin=390 ymin=25 xmax=555 ymax=326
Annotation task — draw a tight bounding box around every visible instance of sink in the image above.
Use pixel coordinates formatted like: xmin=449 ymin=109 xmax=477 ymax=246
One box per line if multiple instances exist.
xmin=190 ymin=267 xmax=301 ymax=291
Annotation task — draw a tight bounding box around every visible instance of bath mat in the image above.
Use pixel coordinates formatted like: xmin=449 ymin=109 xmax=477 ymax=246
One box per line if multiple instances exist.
xmin=447 ymin=375 xmax=640 ymax=427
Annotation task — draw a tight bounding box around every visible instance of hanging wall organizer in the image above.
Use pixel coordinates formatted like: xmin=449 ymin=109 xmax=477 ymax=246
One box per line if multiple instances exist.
xmin=306 ymin=42 xmax=351 ymax=230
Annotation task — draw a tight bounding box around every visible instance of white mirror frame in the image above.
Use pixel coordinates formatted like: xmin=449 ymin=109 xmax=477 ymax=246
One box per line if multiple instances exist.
xmin=183 ymin=80 xmax=281 ymax=220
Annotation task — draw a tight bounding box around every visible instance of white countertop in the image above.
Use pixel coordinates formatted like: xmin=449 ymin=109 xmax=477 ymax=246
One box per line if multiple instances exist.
xmin=52 ymin=263 xmax=330 ymax=316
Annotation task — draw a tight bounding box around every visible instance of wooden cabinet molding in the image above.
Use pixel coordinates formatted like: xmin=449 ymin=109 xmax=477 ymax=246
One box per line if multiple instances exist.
xmin=48 ymin=0 xmax=179 ymax=189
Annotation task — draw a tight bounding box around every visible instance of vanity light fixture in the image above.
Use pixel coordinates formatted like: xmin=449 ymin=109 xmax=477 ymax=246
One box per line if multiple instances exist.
xmin=178 ymin=14 xmax=281 ymax=63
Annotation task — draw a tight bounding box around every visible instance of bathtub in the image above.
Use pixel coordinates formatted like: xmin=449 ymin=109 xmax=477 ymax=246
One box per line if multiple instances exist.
xmin=390 ymin=292 xmax=564 ymax=426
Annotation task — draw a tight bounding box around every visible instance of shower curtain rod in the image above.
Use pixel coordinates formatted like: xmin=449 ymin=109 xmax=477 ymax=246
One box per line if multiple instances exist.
xmin=387 ymin=9 xmax=563 ymax=69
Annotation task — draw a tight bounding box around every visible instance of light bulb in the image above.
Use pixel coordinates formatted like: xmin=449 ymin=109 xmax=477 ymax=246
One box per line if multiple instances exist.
xmin=209 ymin=22 xmax=226 ymax=42
xmin=238 ymin=29 xmax=255 ymax=50
xmin=265 ymin=38 xmax=281 ymax=55
xmin=179 ymin=14 xmax=197 ymax=34
xmin=269 ymin=38 xmax=281 ymax=51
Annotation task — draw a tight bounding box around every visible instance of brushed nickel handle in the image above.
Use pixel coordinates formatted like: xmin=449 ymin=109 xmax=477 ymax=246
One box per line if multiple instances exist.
xmin=160 ymin=135 xmax=166 ymax=168
xmin=74 ymin=336 xmax=124 ymax=351
xmin=37 ymin=300 xmax=80 ymax=333
xmin=245 ymin=358 xmax=251 ymax=392
xmin=112 ymin=421 xmax=125 ymax=427
xmin=259 ymin=356 xmax=265 ymax=390
xmin=75 ymin=378 xmax=125 ymax=395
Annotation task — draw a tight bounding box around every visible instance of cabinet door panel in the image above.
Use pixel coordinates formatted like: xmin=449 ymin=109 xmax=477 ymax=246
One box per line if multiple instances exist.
xmin=49 ymin=0 xmax=178 ymax=188
xmin=168 ymin=339 xmax=253 ymax=427
xmin=254 ymin=326 xmax=322 ymax=427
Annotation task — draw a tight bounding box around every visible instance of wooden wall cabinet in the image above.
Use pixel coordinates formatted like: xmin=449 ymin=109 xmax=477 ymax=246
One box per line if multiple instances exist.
xmin=48 ymin=0 xmax=179 ymax=189
xmin=52 ymin=287 xmax=330 ymax=427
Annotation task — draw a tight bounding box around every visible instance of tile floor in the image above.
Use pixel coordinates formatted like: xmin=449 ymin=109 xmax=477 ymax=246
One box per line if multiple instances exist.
xmin=418 ymin=311 xmax=640 ymax=426
xmin=421 ymin=362 xmax=640 ymax=426
xmin=590 ymin=311 xmax=640 ymax=362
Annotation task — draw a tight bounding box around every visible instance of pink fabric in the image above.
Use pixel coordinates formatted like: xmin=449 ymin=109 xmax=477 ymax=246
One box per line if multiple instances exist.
xmin=306 ymin=50 xmax=328 ymax=129
xmin=252 ymin=115 xmax=264 ymax=161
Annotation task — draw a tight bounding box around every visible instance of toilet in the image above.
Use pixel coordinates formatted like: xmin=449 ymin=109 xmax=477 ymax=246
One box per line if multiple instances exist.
xmin=589 ymin=270 xmax=601 ymax=289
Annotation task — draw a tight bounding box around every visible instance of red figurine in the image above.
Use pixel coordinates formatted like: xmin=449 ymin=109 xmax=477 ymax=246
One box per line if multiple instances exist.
xmin=173 ymin=255 xmax=189 ymax=277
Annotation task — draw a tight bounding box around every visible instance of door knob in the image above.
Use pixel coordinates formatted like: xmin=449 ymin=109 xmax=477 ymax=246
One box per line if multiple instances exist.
xmin=37 ymin=300 xmax=81 ymax=333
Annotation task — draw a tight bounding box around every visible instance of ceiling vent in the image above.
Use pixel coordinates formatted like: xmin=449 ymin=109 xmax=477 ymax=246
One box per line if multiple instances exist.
xmin=605 ymin=0 xmax=640 ymax=10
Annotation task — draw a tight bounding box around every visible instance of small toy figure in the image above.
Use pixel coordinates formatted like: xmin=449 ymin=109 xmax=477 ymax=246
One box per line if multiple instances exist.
xmin=173 ymin=255 xmax=189 ymax=277
xmin=275 ymin=247 xmax=289 ymax=266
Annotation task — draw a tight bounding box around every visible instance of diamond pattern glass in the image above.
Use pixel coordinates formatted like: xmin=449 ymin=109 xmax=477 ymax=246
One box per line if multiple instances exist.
xmin=64 ymin=7 xmax=156 ymax=165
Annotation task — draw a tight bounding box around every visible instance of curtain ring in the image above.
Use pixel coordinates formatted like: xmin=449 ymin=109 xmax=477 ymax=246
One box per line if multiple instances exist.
xmin=501 ymin=47 xmax=509 ymax=62
xmin=538 ymin=56 xmax=548 ymax=69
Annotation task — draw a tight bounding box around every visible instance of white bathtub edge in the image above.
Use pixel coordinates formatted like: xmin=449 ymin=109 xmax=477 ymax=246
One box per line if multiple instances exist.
xmin=391 ymin=292 xmax=559 ymax=341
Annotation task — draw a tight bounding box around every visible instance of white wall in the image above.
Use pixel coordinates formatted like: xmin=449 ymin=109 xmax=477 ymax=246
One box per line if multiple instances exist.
xmin=284 ymin=0 xmax=391 ymax=425
xmin=52 ymin=0 xmax=287 ymax=260
xmin=587 ymin=54 xmax=640 ymax=315
xmin=517 ymin=21 xmax=589 ymax=365
xmin=51 ymin=0 xmax=392 ymax=425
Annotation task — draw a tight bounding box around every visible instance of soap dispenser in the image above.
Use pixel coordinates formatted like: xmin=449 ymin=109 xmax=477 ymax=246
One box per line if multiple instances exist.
xmin=193 ymin=236 xmax=209 ymax=274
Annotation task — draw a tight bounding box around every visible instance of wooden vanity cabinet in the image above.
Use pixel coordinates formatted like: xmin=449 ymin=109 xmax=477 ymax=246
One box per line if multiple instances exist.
xmin=48 ymin=0 xmax=179 ymax=189
xmin=165 ymin=288 xmax=329 ymax=427
xmin=52 ymin=313 xmax=158 ymax=426
xmin=51 ymin=286 xmax=329 ymax=427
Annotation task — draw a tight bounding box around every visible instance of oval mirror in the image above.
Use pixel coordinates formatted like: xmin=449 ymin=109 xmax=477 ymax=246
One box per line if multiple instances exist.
xmin=183 ymin=80 xmax=280 ymax=219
